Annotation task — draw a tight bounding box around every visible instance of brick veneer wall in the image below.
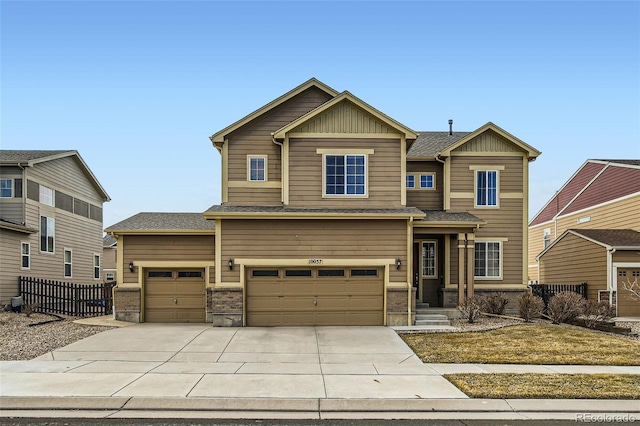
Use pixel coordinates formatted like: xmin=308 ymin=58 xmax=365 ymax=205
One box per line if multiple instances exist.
xmin=209 ymin=287 xmax=243 ymax=326
xmin=386 ymin=287 xmax=415 ymax=326
xmin=113 ymin=287 xmax=140 ymax=323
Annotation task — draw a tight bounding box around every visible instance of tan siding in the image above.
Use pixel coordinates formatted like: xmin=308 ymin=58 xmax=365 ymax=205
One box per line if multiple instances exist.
xmin=294 ymin=101 xmax=397 ymax=134
xmin=220 ymin=219 xmax=407 ymax=283
xmin=121 ymin=235 xmax=215 ymax=284
xmin=288 ymin=138 xmax=402 ymax=207
xmin=103 ymin=246 xmax=117 ymax=281
xmin=406 ymin=161 xmax=443 ymax=210
xmin=0 ymin=230 xmax=27 ymax=304
xmin=227 ymin=188 xmax=281 ymax=206
xmin=539 ymin=233 xmax=607 ymax=299
xmin=26 ymin=157 xmax=104 ymax=205
xmin=226 ymin=87 xmax=333 ymax=205
xmin=613 ymin=251 xmax=640 ymax=263
xmin=0 ymin=199 xmax=24 ymax=223
xmin=528 ymin=194 xmax=640 ymax=282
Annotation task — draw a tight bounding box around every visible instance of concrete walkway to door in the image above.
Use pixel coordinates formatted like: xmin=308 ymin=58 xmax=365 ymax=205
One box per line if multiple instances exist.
xmin=0 ymin=325 xmax=466 ymax=399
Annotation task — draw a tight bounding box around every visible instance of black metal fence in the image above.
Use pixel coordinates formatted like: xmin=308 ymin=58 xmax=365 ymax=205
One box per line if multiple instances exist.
xmin=19 ymin=276 xmax=116 ymax=317
xmin=529 ymin=282 xmax=588 ymax=312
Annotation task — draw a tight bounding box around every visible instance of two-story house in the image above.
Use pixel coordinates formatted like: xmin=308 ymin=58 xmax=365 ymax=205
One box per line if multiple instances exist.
xmin=0 ymin=150 xmax=111 ymax=305
xmin=106 ymin=78 xmax=540 ymax=325
xmin=528 ymin=160 xmax=640 ymax=316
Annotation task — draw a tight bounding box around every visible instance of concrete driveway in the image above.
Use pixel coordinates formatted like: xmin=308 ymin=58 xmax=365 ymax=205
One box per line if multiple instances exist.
xmin=0 ymin=325 xmax=467 ymax=399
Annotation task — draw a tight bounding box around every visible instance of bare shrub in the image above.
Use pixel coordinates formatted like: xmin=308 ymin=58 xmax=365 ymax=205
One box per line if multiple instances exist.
xmin=581 ymin=300 xmax=615 ymax=329
xmin=22 ymin=303 xmax=40 ymax=317
xmin=518 ymin=292 xmax=544 ymax=322
xmin=547 ymin=291 xmax=586 ymax=324
xmin=458 ymin=296 xmax=483 ymax=324
xmin=481 ymin=292 xmax=510 ymax=315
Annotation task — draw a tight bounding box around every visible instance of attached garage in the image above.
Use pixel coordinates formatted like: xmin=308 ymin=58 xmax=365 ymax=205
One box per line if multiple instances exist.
xmin=246 ymin=267 xmax=384 ymax=326
xmin=144 ymin=268 xmax=206 ymax=323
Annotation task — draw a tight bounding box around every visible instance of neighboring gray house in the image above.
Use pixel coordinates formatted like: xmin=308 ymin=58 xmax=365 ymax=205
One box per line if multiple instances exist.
xmin=0 ymin=150 xmax=110 ymax=305
xmin=103 ymin=234 xmax=117 ymax=282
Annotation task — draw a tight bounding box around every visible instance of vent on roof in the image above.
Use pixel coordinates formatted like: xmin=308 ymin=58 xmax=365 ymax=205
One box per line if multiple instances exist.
xmin=448 ymin=119 xmax=453 ymax=135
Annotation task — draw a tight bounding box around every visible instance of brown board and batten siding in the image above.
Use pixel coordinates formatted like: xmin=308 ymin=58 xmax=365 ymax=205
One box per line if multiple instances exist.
xmin=220 ymin=219 xmax=407 ymax=284
xmin=449 ymin=155 xmax=526 ymax=286
xmin=406 ymin=161 xmax=443 ymax=211
xmin=225 ymin=87 xmax=333 ymax=205
xmin=121 ymin=235 xmax=215 ymax=285
xmin=539 ymin=233 xmax=607 ymax=300
xmin=288 ymin=138 xmax=402 ymax=208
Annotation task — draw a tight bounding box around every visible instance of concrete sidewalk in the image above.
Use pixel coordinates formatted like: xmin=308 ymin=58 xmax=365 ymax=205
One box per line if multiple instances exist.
xmin=1 ymin=324 xmax=638 ymax=420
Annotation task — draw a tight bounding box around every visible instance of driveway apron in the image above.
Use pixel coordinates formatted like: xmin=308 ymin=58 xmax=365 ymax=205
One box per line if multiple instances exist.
xmin=0 ymin=325 xmax=466 ymax=399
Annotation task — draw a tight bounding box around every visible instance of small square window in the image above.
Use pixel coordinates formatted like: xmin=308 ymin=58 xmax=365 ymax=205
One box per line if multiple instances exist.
xmin=40 ymin=185 xmax=54 ymax=206
xmin=406 ymin=175 xmax=415 ymax=188
xmin=618 ymin=270 xmax=627 ymax=277
xmin=420 ymin=174 xmax=434 ymax=189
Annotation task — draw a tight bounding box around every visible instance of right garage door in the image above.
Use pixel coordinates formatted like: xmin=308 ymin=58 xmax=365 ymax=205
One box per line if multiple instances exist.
xmin=246 ymin=267 xmax=384 ymax=326
xmin=617 ymin=268 xmax=640 ymax=317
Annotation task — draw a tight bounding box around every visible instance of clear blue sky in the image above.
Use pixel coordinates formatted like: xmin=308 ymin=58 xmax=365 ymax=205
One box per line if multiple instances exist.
xmin=2 ymin=0 xmax=639 ymax=229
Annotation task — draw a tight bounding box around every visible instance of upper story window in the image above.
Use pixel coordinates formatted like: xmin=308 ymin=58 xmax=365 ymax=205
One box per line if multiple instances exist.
xmin=40 ymin=216 xmax=55 ymax=253
xmin=1 ymin=179 xmax=13 ymax=198
xmin=543 ymin=228 xmax=551 ymax=249
xmin=475 ymin=241 xmax=501 ymax=279
xmin=40 ymin=185 xmax=54 ymax=206
xmin=406 ymin=175 xmax=415 ymax=188
xmin=325 ymin=154 xmax=366 ymax=196
xmin=247 ymin=156 xmax=267 ymax=182
xmin=476 ymin=170 xmax=498 ymax=207
xmin=420 ymin=174 xmax=434 ymax=189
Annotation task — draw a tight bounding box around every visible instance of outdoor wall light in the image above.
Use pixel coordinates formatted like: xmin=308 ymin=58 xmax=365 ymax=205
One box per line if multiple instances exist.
xmin=396 ymin=258 xmax=401 ymax=269
xmin=128 ymin=261 xmax=134 ymax=272
xmin=228 ymin=258 xmax=233 ymax=270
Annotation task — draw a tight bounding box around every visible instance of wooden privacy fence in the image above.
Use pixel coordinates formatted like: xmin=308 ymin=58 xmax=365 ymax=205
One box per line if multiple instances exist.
xmin=529 ymin=282 xmax=588 ymax=312
xmin=19 ymin=276 xmax=116 ymax=317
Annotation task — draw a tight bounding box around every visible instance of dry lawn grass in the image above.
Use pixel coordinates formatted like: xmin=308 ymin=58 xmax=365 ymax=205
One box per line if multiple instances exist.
xmin=445 ymin=373 xmax=640 ymax=399
xmin=401 ymin=323 xmax=640 ymax=365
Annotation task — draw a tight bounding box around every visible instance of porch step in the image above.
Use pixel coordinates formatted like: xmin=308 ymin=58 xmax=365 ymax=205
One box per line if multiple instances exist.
xmin=414 ymin=313 xmax=451 ymax=326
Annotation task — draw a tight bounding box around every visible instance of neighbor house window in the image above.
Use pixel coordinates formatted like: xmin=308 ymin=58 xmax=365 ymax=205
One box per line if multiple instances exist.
xmin=543 ymin=228 xmax=551 ymax=249
xmin=476 ymin=170 xmax=498 ymax=206
xmin=420 ymin=174 xmax=434 ymax=189
xmin=93 ymin=254 xmax=100 ymax=279
xmin=422 ymin=241 xmax=437 ymax=278
xmin=106 ymin=272 xmax=115 ymax=281
xmin=40 ymin=216 xmax=55 ymax=252
xmin=325 ymin=154 xmax=366 ymax=196
xmin=0 ymin=179 xmax=13 ymax=198
xmin=406 ymin=175 xmax=415 ymax=188
xmin=39 ymin=185 xmax=54 ymax=206
xmin=64 ymin=249 xmax=72 ymax=278
xmin=247 ymin=156 xmax=266 ymax=182
xmin=475 ymin=241 xmax=501 ymax=278
xmin=21 ymin=242 xmax=30 ymax=269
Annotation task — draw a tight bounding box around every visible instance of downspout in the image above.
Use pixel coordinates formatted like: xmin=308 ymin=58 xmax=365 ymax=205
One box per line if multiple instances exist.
xmin=17 ymin=163 xmax=26 ymax=225
xmin=407 ymin=216 xmax=413 ymax=326
xmin=434 ymin=153 xmax=447 ymax=210
xmin=272 ymin=135 xmax=284 ymax=204
xmin=608 ymin=248 xmax=616 ymax=306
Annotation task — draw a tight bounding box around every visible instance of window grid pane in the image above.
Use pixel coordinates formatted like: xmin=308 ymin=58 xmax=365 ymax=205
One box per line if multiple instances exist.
xmin=0 ymin=179 xmax=13 ymax=198
xmin=249 ymin=157 xmax=265 ymax=181
xmin=422 ymin=242 xmax=436 ymax=277
xmin=420 ymin=175 xmax=433 ymax=188
xmin=474 ymin=242 xmax=500 ymax=278
xmin=476 ymin=171 xmax=497 ymax=206
xmin=326 ymin=155 xmax=365 ymax=195
xmin=406 ymin=175 xmax=415 ymax=188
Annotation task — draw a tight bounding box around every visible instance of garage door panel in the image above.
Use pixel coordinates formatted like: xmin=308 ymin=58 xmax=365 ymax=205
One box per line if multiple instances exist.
xmin=246 ymin=267 xmax=384 ymax=326
xmin=147 ymin=282 xmax=177 ymax=294
xmin=145 ymin=268 xmax=205 ymax=323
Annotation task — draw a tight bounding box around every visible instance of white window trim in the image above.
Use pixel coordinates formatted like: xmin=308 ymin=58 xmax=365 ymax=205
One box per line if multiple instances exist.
xmin=21 ymin=242 xmax=30 ymax=270
xmin=246 ymin=155 xmax=268 ymax=182
xmin=321 ymin=153 xmax=369 ymax=198
xmin=474 ymin=169 xmax=500 ymax=208
xmin=421 ymin=240 xmax=437 ymax=278
xmin=406 ymin=175 xmax=415 ymax=189
xmin=419 ymin=173 xmax=435 ymax=189
xmin=64 ymin=249 xmax=72 ymax=278
xmin=105 ymin=271 xmax=115 ymax=281
xmin=93 ymin=253 xmax=101 ymax=280
xmin=474 ymin=240 xmax=503 ymax=280
xmin=0 ymin=178 xmax=14 ymax=198
xmin=39 ymin=185 xmax=54 ymax=206
xmin=40 ymin=215 xmax=55 ymax=253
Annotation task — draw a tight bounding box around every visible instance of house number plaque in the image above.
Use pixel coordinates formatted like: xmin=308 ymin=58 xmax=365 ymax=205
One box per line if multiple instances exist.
xmin=308 ymin=259 xmax=323 ymax=265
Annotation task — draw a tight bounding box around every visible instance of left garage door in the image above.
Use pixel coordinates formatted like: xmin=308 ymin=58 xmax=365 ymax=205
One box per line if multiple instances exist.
xmin=144 ymin=269 xmax=206 ymax=323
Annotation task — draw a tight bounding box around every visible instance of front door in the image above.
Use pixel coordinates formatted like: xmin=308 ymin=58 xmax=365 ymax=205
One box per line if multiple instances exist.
xmin=414 ymin=237 xmax=444 ymax=306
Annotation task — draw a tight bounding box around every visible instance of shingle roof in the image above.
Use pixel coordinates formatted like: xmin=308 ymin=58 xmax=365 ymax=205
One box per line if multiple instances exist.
xmin=0 ymin=150 xmax=74 ymax=163
xmin=204 ymin=205 xmax=425 ymax=216
xmin=418 ymin=210 xmax=486 ymax=224
xmin=105 ymin=213 xmax=215 ymax=232
xmin=407 ymin=132 xmax=471 ymax=158
xmin=571 ymin=229 xmax=640 ymax=248
xmin=103 ymin=234 xmax=117 ymax=247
